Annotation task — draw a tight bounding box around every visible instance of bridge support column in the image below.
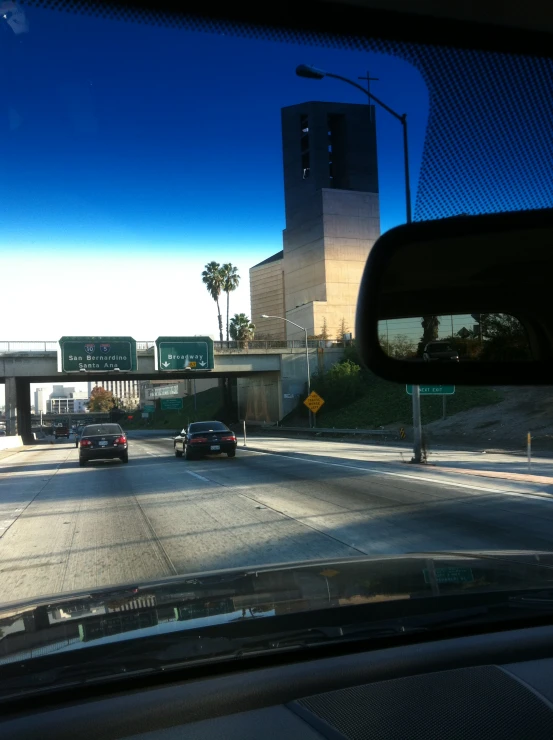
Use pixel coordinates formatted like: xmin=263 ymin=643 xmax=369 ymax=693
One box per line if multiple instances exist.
xmin=16 ymin=378 xmax=33 ymax=444
xmin=4 ymin=378 xmax=33 ymax=442
xmin=5 ymin=378 xmax=17 ymax=436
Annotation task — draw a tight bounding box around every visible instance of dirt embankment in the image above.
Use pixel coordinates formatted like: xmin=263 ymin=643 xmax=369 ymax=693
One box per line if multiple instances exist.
xmin=418 ymin=387 xmax=553 ymax=452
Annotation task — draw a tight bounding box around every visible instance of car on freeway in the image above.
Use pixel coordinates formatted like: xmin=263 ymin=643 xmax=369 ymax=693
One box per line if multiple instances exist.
xmin=422 ymin=342 xmax=460 ymax=362
xmin=78 ymin=423 xmax=129 ymax=466
xmin=174 ymin=421 xmax=237 ymax=460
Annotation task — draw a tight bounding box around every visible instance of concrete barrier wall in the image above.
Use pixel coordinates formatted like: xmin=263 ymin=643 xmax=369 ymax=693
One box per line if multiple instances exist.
xmin=0 ymin=436 xmax=23 ymax=451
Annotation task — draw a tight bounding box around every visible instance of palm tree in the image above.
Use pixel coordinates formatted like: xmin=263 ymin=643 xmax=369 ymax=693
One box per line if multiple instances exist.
xmin=229 ymin=313 xmax=255 ymax=347
xmin=220 ymin=263 xmax=240 ymax=343
xmin=202 ymin=261 xmax=224 ymax=342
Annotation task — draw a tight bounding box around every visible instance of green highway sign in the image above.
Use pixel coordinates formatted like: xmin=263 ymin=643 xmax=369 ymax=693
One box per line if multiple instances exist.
xmin=60 ymin=337 xmax=137 ymax=372
xmin=156 ymin=336 xmax=214 ymax=371
xmin=406 ymin=385 xmax=455 ymax=395
xmin=161 ymin=398 xmax=183 ymax=410
xmin=423 ymin=567 xmax=474 ymax=585
xmin=143 ymin=404 xmax=155 ymax=412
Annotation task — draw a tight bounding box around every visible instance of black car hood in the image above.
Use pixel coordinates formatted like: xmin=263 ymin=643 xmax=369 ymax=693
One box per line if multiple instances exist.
xmin=1 ymin=550 xmax=553 ymax=665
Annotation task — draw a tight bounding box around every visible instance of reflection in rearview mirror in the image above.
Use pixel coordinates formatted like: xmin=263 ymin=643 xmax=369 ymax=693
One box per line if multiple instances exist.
xmin=378 ymin=314 xmax=532 ymax=362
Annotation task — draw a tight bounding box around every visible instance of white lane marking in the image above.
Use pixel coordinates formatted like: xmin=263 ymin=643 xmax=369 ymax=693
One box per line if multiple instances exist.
xmin=185 ymin=471 xmax=211 ymax=483
xmin=247 ymin=449 xmax=553 ymax=501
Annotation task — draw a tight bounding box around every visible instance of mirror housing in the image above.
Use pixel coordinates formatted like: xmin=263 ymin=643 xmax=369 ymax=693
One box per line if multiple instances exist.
xmin=355 ymin=208 xmax=553 ymax=385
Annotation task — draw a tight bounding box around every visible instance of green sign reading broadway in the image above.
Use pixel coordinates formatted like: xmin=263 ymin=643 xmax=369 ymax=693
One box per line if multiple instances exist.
xmin=156 ymin=336 xmax=214 ymax=371
xmin=60 ymin=337 xmax=137 ymax=372
xmin=161 ymin=398 xmax=184 ymax=410
xmin=406 ymin=385 xmax=455 ymax=395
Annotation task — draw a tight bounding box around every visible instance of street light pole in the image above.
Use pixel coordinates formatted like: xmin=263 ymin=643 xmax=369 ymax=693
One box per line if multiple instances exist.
xmin=261 ymin=314 xmax=312 ymax=427
xmin=296 ymin=64 xmax=421 ymax=459
xmin=295 ymin=65 xmax=412 ymax=224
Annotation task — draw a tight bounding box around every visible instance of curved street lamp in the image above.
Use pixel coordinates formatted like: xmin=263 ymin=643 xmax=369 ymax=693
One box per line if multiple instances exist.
xmin=295 ymin=64 xmax=412 ymax=224
xmin=261 ymin=314 xmax=312 ymax=427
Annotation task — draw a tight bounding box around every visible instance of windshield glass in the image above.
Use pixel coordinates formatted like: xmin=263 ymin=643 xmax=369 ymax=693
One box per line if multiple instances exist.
xmin=82 ymin=424 xmax=123 ymax=436
xmin=0 ymin=0 xmax=552 ymax=691
xmin=190 ymin=422 xmax=228 ymax=432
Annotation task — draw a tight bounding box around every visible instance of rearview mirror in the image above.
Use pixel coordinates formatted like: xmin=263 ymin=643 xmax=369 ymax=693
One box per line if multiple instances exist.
xmin=355 ymin=208 xmax=553 ymax=385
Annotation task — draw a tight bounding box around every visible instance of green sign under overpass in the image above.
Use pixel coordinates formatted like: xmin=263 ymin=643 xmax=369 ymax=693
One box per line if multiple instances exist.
xmin=59 ymin=337 xmax=137 ymax=372
xmin=160 ymin=398 xmax=183 ymax=410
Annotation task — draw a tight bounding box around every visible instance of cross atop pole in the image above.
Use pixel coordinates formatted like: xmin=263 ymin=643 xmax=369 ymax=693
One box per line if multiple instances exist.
xmin=358 ymin=71 xmax=379 ymax=120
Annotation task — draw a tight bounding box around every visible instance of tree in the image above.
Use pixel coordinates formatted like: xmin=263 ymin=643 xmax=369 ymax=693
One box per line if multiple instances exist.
xmin=88 ymin=387 xmax=115 ymax=412
xmin=202 ymin=261 xmax=224 ymax=342
xmin=320 ymin=317 xmax=329 ymax=341
xmin=478 ymin=313 xmax=531 ymax=361
xmin=417 ymin=315 xmax=440 ymax=356
xmin=380 ymin=333 xmax=416 ymax=359
xmin=230 ymin=313 xmax=255 ymax=345
xmin=220 ymin=263 xmax=240 ymax=342
xmin=337 ymin=317 xmax=350 ymax=341
xmin=311 ymin=360 xmax=363 ymax=411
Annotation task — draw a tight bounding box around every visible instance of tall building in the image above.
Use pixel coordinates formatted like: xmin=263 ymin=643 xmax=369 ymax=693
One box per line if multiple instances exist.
xmin=250 ymin=100 xmax=380 ymax=340
xmin=34 ymin=388 xmax=47 ymax=415
xmin=93 ymin=380 xmax=140 ymax=406
xmin=47 ymin=385 xmax=89 ymax=414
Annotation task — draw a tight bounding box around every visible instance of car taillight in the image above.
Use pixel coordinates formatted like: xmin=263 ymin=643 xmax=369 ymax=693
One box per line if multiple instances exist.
xmin=115 ymin=436 xmax=127 ymax=444
xmin=221 ymin=435 xmax=236 ymax=442
xmin=80 ymin=439 xmax=92 ymax=447
xmin=189 ymin=436 xmax=208 ymax=444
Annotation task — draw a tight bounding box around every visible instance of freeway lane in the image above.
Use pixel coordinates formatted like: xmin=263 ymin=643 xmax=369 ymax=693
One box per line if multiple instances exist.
xmin=3 ymin=435 xmax=553 ymax=604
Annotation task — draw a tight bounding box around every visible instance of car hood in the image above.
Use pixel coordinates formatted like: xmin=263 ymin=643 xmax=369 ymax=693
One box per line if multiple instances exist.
xmin=1 ymin=550 xmax=553 ymax=663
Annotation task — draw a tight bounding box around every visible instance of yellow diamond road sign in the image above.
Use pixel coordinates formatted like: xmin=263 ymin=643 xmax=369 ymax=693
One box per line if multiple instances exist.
xmin=304 ymin=391 xmax=325 ymax=413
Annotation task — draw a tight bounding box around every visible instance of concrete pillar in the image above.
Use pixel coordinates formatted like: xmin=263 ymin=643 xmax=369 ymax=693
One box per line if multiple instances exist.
xmin=5 ymin=377 xmax=17 ymax=436
xmin=16 ymin=378 xmax=33 ymax=444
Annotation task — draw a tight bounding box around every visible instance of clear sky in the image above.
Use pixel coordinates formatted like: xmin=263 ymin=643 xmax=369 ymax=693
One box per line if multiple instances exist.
xmin=0 ymin=4 xmax=429 ymax=406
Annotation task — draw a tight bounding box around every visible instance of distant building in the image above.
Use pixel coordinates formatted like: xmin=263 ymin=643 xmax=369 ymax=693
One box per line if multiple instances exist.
xmin=34 ymin=388 xmax=47 ymax=415
xmin=93 ymin=380 xmax=140 ymax=407
xmin=47 ymin=385 xmax=89 ymax=414
xmin=250 ymin=100 xmax=380 ymax=340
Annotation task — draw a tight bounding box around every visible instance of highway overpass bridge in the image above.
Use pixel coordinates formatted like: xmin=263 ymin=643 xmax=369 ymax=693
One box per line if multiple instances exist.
xmin=0 ymin=340 xmax=345 ymax=441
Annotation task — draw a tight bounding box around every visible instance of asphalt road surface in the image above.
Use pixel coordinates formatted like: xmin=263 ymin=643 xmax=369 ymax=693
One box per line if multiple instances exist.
xmin=2 ymin=433 xmax=553 ymax=604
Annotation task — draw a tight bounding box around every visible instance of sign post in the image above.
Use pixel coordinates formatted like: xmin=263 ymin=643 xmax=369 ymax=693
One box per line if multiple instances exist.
xmin=406 ymin=385 xmax=456 ymax=464
xmin=156 ymin=337 xmax=214 ymax=371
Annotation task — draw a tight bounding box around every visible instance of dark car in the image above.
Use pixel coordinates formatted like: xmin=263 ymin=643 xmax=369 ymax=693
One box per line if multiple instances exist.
xmin=422 ymin=342 xmax=460 ymax=362
xmin=79 ymin=423 xmax=128 ymax=466
xmin=174 ymin=421 xmax=237 ymax=460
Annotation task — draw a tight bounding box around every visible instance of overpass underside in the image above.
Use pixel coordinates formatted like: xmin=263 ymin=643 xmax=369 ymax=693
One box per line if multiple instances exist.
xmin=1 ymin=346 xmax=342 ymax=440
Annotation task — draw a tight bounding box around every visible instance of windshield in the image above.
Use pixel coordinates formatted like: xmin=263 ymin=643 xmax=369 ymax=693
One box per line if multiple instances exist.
xmin=190 ymin=422 xmax=228 ymax=432
xmin=427 ymin=344 xmax=453 ymax=352
xmin=1 ymin=0 xmax=553 ymax=694
xmin=82 ymin=424 xmax=123 ymax=436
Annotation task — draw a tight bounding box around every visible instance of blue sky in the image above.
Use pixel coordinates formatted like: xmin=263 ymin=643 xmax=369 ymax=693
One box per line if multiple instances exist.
xmin=0 ymin=4 xmax=429 ymax=355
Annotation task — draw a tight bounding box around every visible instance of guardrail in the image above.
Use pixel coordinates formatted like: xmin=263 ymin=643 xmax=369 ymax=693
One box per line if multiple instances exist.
xmin=0 ymin=340 xmax=347 ymax=354
xmin=257 ymin=425 xmax=398 ymax=437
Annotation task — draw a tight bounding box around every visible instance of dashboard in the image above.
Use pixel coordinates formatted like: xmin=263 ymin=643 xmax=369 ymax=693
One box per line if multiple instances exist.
xmin=4 ymin=624 xmax=553 ymax=739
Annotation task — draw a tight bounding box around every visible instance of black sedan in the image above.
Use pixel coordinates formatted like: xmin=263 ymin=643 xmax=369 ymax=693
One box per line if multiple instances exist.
xmin=79 ymin=423 xmax=129 ymax=466
xmin=174 ymin=421 xmax=237 ymax=460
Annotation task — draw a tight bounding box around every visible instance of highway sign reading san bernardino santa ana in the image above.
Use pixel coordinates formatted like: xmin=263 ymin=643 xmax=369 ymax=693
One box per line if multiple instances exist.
xmin=59 ymin=337 xmax=137 ymax=372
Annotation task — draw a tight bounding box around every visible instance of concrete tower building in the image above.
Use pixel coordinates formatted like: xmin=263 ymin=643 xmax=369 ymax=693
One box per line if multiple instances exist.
xmin=250 ymin=100 xmax=380 ymax=340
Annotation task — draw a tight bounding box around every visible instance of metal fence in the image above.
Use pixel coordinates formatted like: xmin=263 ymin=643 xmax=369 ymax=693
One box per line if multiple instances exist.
xmin=0 ymin=340 xmax=347 ymax=354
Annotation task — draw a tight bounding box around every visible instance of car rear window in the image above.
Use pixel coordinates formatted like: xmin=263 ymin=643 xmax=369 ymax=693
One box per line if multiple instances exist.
xmin=82 ymin=424 xmax=123 ymax=436
xmin=189 ymin=422 xmax=228 ymax=432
